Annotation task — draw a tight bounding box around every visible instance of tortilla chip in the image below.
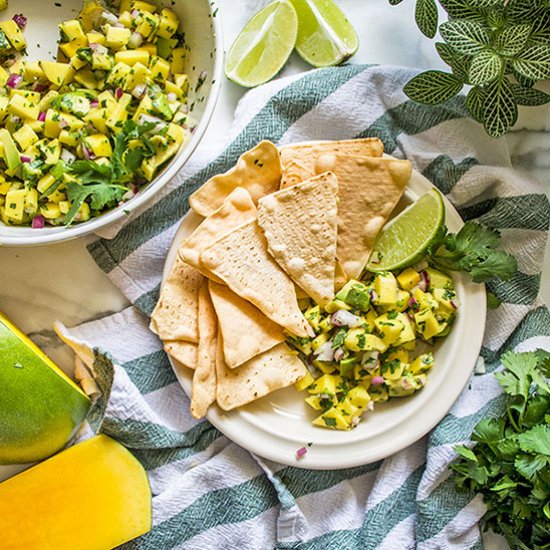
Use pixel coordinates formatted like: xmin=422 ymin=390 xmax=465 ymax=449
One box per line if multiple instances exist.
xmin=209 ymin=280 xmax=285 ymax=369
xmin=150 ymin=256 xmax=204 ymax=342
xmin=189 ymin=141 xmax=282 ymax=217
xmin=216 ymin=339 xmax=307 ymax=411
xmin=190 ymin=281 xmax=218 ymax=419
xmin=257 ymin=172 xmax=338 ymax=306
xmin=317 ymin=155 xmax=412 ymax=280
xmin=179 ymin=187 xmax=257 ymax=281
xmin=164 ymin=340 xmax=198 ymax=369
xmin=280 ymin=138 xmax=384 ymax=188
xmin=334 ymin=261 xmax=347 ymax=292
xmin=201 ymin=219 xmax=314 ymax=338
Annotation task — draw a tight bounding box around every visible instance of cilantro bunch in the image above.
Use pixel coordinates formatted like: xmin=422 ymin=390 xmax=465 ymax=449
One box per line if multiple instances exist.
xmin=64 ymin=120 xmax=155 ymax=224
xmin=451 ymin=350 xmax=550 ymax=549
xmin=426 ymin=221 xmax=517 ymax=283
xmin=389 ymin=0 xmax=550 ymax=137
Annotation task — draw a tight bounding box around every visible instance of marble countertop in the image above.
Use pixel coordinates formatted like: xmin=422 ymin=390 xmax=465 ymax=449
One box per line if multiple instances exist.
xmin=0 ymin=2 xmax=547 ymax=543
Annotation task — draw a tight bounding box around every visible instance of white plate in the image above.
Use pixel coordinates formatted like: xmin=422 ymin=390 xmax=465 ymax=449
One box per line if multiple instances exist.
xmin=0 ymin=0 xmax=223 ymax=246
xmin=163 ymin=164 xmax=487 ymax=469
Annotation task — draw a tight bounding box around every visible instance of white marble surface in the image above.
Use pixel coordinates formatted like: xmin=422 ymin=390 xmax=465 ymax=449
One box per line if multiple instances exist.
xmin=0 ymin=1 xmax=546 ymax=544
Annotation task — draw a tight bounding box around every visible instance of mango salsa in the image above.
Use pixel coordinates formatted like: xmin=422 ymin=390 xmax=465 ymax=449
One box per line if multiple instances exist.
xmin=287 ymin=266 xmax=459 ymax=430
xmin=0 ymin=3 xmax=190 ymax=227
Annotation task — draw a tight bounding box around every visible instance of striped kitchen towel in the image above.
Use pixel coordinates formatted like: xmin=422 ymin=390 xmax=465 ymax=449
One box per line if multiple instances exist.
xmin=57 ymin=64 xmax=550 ymax=549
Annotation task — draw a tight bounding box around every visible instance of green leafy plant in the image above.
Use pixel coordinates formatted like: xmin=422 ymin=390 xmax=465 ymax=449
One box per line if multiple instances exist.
xmin=389 ymin=0 xmax=550 ymax=137
xmin=451 ymin=350 xmax=550 ymax=549
xmin=426 ymin=221 xmax=517 ymax=283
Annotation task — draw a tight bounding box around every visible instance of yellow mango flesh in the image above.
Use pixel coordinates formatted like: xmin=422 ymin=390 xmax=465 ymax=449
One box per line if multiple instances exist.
xmin=0 ymin=435 xmax=152 ymax=549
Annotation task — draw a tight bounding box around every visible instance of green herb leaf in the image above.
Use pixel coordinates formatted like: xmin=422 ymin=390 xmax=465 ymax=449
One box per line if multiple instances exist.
xmin=415 ymin=0 xmax=438 ymax=38
xmin=495 ymin=23 xmax=532 ymax=56
xmin=468 ymin=49 xmax=503 ymax=85
xmin=482 ymin=77 xmax=518 ymax=138
xmin=428 ymin=221 xmax=518 ymax=283
xmin=486 ymin=291 xmax=501 ymax=309
xmin=515 ymin=454 xmax=549 ymax=481
xmin=513 ymin=44 xmax=550 ymax=81
xmin=511 ymin=84 xmax=550 ymax=106
xmin=455 ymin=444 xmax=478 ymax=461
xmin=466 ymin=86 xmax=485 ymax=122
xmin=439 ymin=20 xmax=490 ymax=56
xmin=403 ymin=70 xmax=463 ymax=105
xmin=517 ymin=425 xmax=550 ymax=456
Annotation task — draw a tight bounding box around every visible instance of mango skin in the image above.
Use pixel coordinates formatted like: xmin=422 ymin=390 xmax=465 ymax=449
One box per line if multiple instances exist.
xmin=0 ymin=435 xmax=152 ymax=550
xmin=0 ymin=314 xmax=91 ymax=464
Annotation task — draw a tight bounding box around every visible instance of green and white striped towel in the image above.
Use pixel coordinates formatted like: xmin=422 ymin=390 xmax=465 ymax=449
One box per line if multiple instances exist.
xmin=56 ymin=65 xmax=550 ymax=549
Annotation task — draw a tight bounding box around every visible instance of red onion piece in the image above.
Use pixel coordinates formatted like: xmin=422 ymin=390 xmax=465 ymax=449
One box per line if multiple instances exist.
xmin=314 ymin=341 xmax=335 ymax=362
xmin=450 ymin=300 xmax=458 ymax=309
xmin=330 ymin=309 xmax=362 ymax=328
xmin=33 ymin=83 xmax=49 ymax=93
xmin=420 ymin=270 xmax=430 ymax=290
xmin=38 ymin=111 xmax=47 ymax=122
xmin=31 ymin=215 xmax=45 ymax=229
xmin=90 ymin=99 xmax=99 ymax=108
xmin=6 ymin=73 xmax=23 ymax=89
xmin=20 ymin=155 xmax=31 ymax=163
xmin=369 ymin=290 xmax=378 ymax=302
xmin=408 ymin=296 xmax=418 ymax=309
xmin=371 ymin=376 xmax=385 ymax=386
xmin=367 ymin=401 xmax=374 ymax=412
xmin=361 ymin=351 xmax=380 ymax=369
xmin=12 ymin=14 xmax=27 ymax=29
xmin=351 ymin=416 xmax=361 ymax=427
xmin=333 ymin=348 xmax=345 ymax=362
xmin=296 ymin=447 xmax=307 ymax=459
xmin=128 ymin=31 xmax=143 ymax=49
xmin=82 ymin=144 xmax=94 ymax=160
xmin=115 ymin=87 xmax=123 ymax=99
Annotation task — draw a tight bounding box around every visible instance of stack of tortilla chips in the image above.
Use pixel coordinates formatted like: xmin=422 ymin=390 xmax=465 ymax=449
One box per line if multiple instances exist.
xmin=151 ymin=139 xmax=412 ymax=419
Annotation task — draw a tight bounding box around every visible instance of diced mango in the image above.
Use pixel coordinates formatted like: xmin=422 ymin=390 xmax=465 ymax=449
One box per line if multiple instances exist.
xmin=313 ymin=407 xmax=349 ymax=430
xmin=40 ymin=62 xmax=75 ymax=88
xmin=397 ymin=267 xmax=421 ymax=291
xmin=294 ymin=372 xmax=314 ymax=392
xmin=84 ymin=134 xmax=112 ymax=158
xmin=13 ymin=125 xmax=39 ymax=151
xmin=8 ymin=94 xmax=40 ymax=121
xmin=344 ymin=330 xmax=388 ymax=353
xmin=105 ymin=25 xmax=131 ymax=50
xmin=115 ymin=49 xmax=150 ymax=66
xmin=4 ymin=188 xmax=26 ymax=220
xmin=157 ymin=8 xmax=179 ymax=39
xmin=0 ymin=20 xmax=26 ymax=50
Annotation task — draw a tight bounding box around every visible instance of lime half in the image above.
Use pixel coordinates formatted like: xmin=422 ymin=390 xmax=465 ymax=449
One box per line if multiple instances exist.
xmin=290 ymin=0 xmax=359 ymax=68
xmin=225 ymin=0 xmax=298 ymax=88
xmin=366 ymin=189 xmax=446 ymax=273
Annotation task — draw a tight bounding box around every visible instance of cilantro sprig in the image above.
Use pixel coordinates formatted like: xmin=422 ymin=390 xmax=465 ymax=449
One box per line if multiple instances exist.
xmin=64 ymin=120 xmax=155 ymax=224
xmin=426 ymin=221 xmax=517 ymax=283
xmin=451 ymin=350 xmax=550 ymax=549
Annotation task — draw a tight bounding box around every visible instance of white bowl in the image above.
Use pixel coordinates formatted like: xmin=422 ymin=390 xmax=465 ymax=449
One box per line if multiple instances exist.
xmin=0 ymin=0 xmax=223 ymax=246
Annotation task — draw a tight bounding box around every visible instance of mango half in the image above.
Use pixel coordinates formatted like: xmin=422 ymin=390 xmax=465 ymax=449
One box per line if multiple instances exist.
xmin=0 ymin=312 xmax=91 ymax=464
xmin=0 ymin=435 xmax=152 ymax=549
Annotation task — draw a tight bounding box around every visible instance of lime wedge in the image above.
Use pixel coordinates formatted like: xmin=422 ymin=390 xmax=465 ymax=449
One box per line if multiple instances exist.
xmin=290 ymin=0 xmax=359 ymax=68
xmin=366 ymin=189 xmax=446 ymax=273
xmin=225 ymin=0 xmax=298 ymax=88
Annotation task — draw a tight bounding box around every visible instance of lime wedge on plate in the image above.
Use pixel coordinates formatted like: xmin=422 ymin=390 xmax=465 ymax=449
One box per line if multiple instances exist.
xmin=290 ymin=0 xmax=359 ymax=67
xmin=366 ymin=189 xmax=446 ymax=272
xmin=225 ymin=0 xmax=298 ymax=88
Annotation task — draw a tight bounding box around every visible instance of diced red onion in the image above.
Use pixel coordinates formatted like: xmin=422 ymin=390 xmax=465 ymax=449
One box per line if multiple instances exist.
xmin=402 ymin=378 xmax=414 ymax=390
xmin=330 ymin=309 xmax=362 ymax=328
xmin=408 ymin=296 xmax=418 ymax=308
xmin=115 ymin=87 xmax=123 ymax=100
xmin=351 ymin=416 xmax=361 ymax=427
xmin=361 ymin=351 xmax=379 ymax=368
xmin=179 ymin=104 xmax=189 ymax=114
xmin=367 ymin=401 xmax=374 ymax=411
xmin=132 ymin=84 xmax=147 ymax=99
xmin=33 ymin=83 xmax=49 ymax=93
xmin=38 ymin=111 xmax=46 ymax=122
xmin=128 ymin=31 xmax=143 ymax=49
xmin=296 ymin=447 xmax=307 ymax=459
xmin=31 ymin=215 xmax=45 ymax=229
xmin=20 ymin=155 xmax=31 ymax=163
xmin=369 ymin=290 xmax=378 ymax=302
xmin=102 ymin=11 xmax=119 ymax=25
xmin=167 ymin=92 xmax=177 ymax=103
xmin=450 ymin=300 xmax=458 ymax=309
xmin=333 ymin=348 xmax=345 ymax=362
xmin=138 ymin=114 xmax=167 ymax=133
xmin=82 ymin=144 xmax=94 ymax=160
xmin=90 ymin=43 xmax=108 ymax=55
xmin=420 ymin=270 xmax=430 ymax=290
xmin=314 ymin=341 xmax=335 ymax=362
xmin=371 ymin=376 xmax=385 ymax=386
xmin=131 ymin=9 xmax=139 ymax=17
xmin=6 ymin=73 xmax=23 ymax=89
xmin=90 ymin=99 xmax=99 ymax=108
xmin=60 ymin=148 xmax=76 ymax=164
xmin=12 ymin=14 xmax=27 ymax=29
xmin=59 ymin=119 xmax=69 ymax=129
